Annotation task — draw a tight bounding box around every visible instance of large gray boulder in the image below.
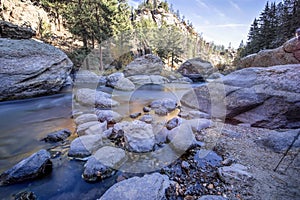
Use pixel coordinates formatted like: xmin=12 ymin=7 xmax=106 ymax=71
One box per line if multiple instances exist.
xmin=177 ymin=58 xmax=214 ymax=82
xmin=181 ymin=64 xmax=300 ymax=129
xmin=124 ymin=54 xmax=164 ymax=76
xmin=0 ymin=149 xmax=52 ymax=185
xmin=0 ymin=38 xmax=73 ymax=101
xmin=82 ymin=157 xmax=114 ymax=182
xmin=127 ymin=75 xmax=169 ymax=85
xmin=68 ymin=135 xmax=103 ymax=158
xmin=99 ymin=173 xmax=171 ymax=200
xmin=239 ymin=37 xmax=300 ymax=68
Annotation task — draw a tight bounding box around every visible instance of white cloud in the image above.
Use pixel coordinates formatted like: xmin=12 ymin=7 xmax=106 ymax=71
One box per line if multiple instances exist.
xmin=128 ymin=0 xmax=140 ymax=9
xmin=229 ymin=0 xmax=241 ymax=11
xmin=195 ymin=0 xmax=209 ymax=9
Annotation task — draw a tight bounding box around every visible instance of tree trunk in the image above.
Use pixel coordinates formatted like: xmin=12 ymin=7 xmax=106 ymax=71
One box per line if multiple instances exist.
xmin=99 ymin=44 xmax=103 ymax=71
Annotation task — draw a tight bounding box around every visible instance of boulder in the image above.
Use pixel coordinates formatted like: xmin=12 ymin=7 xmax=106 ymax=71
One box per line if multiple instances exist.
xmin=177 ymin=58 xmax=214 ymax=82
xmin=75 ymin=88 xmax=119 ymax=108
xmin=95 ymin=110 xmax=123 ymax=124
xmin=114 ymin=78 xmax=135 ymax=91
xmin=82 ymin=157 xmax=114 ymax=182
xmin=106 ymin=72 xmax=124 ymax=88
xmin=42 ymin=129 xmax=71 ymax=142
xmin=0 ymin=21 xmax=36 ymax=39
xmin=239 ymin=38 xmax=300 ymax=69
xmin=68 ymin=135 xmax=103 ymax=158
xmin=181 ymin=64 xmax=300 ymax=129
xmin=76 ymin=121 xmax=100 ymax=135
xmin=75 ymin=114 xmax=98 ymax=125
xmin=0 ymin=149 xmax=52 ymax=185
xmin=150 ymin=98 xmax=177 ymax=116
xmin=93 ymin=146 xmax=127 ymax=169
xmin=166 ymin=117 xmax=182 ymax=130
xmin=124 ymin=54 xmax=164 ymax=76
xmin=139 ymin=114 xmax=153 ymax=124
xmin=74 ymin=70 xmax=101 ymax=85
xmin=127 ymin=75 xmax=169 ymax=85
xmin=255 ymin=129 xmax=300 ymax=153
xmin=98 ymin=173 xmax=171 ymax=200
xmin=116 ymin=120 xmax=155 ymax=152
xmin=0 ymin=38 xmax=73 ymax=101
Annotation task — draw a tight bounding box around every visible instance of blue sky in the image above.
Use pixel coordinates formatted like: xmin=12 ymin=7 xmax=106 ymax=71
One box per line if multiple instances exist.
xmin=129 ymin=0 xmax=282 ymax=48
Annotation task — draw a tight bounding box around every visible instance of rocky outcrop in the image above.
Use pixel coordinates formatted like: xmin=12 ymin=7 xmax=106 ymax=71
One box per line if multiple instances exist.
xmin=177 ymin=58 xmax=214 ymax=82
xmin=0 ymin=20 xmax=36 ymax=39
xmin=98 ymin=173 xmax=171 ymax=200
xmin=239 ymin=38 xmax=300 ymax=68
xmin=0 ymin=149 xmax=52 ymax=185
xmin=124 ymin=54 xmax=163 ymax=77
xmin=0 ymin=38 xmax=72 ymax=101
xmin=181 ymin=64 xmax=300 ymax=129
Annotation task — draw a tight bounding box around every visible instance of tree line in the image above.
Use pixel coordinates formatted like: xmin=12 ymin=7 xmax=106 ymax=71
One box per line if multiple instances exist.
xmin=238 ymin=0 xmax=300 ymax=58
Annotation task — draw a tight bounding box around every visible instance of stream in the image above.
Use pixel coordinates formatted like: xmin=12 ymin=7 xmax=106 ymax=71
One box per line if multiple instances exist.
xmin=0 ymin=83 xmax=201 ymax=199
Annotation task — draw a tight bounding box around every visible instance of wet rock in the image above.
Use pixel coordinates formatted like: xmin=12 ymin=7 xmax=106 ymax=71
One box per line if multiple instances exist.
xmin=106 ymin=72 xmax=124 ymax=88
xmin=166 ymin=117 xmax=183 ymax=130
xmin=14 ymin=191 xmax=37 ymax=200
xmin=139 ymin=114 xmax=153 ymax=124
xmin=82 ymin=157 xmax=114 ymax=182
xmin=99 ymin=173 xmax=171 ymax=200
xmin=95 ymin=110 xmax=123 ymax=124
xmin=151 ymin=98 xmax=177 ymax=116
xmin=76 ymin=121 xmax=100 ymax=135
xmin=198 ymin=195 xmax=227 ymax=200
xmin=143 ymin=106 xmax=151 ymax=112
xmin=114 ymin=77 xmax=135 ymax=91
xmin=93 ymin=146 xmax=126 ymax=169
xmin=75 ymin=114 xmax=98 ymax=125
xmin=75 ymin=88 xmax=119 ymax=108
xmin=68 ymin=135 xmax=102 ymax=158
xmin=124 ymin=54 xmax=164 ymax=77
xmin=122 ymin=120 xmax=155 ymax=152
xmin=218 ymin=164 xmax=252 ymax=184
xmin=130 ymin=112 xmax=142 ymax=119
xmin=42 ymin=129 xmax=71 ymax=142
xmin=84 ymin=122 xmax=107 ymax=136
xmin=74 ymin=70 xmax=101 ymax=85
xmin=0 ymin=149 xmax=52 ymax=185
xmin=255 ymin=129 xmax=300 ymax=153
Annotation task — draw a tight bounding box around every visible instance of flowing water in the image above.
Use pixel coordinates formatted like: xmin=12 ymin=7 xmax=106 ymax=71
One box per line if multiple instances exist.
xmin=0 ymin=83 xmax=200 ymax=199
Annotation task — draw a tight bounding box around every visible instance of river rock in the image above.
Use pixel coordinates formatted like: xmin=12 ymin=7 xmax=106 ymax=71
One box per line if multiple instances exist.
xmin=98 ymin=173 xmax=171 ymax=200
xmin=177 ymin=58 xmax=214 ymax=82
xmin=84 ymin=122 xmax=107 ymax=136
xmin=188 ymin=119 xmax=212 ymax=133
xmin=127 ymin=75 xmax=169 ymax=85
xmin=74 ymin=70 xmax=101 ymax=85
xmin=68 ymin=135 xmax=103 ymax=158
xmin=75 ymin=88 xmax=119 ymax=108
xmin=82 ymin=157 xmax=114 ymax=182
xmin=255 ymin=129 xmax=300 ymax=153
xmin=218 ymin=164 xmax=252 ymax=184
xmin=139 ymin=114 xmax=153 ymax=124
xmin=130 ymin=112 xmax=142 ymax=119
xmin=95 ymin=110 xmax=123 ymax=124
xmin=124 ymin=54 xmax=164 ymax=76
xmin=166 ymin=117 xmax=182 ymax=130
xmin=42 ymin=129 xmax=71 ymax=142
xmin=151 ymin=98 xmax=177 ymax=116
xmin=117 ymin=120 xmax=155 ymax=152
xmin=0 ymin=149 xmax=52 ymax=185
xmin=93 ymin=146 xmax=127 ymax=169
xmin=114 ymin=77 xmax=135 ymax=91
xmin=14 ymin=191 xmax=37 ymax=200
xmin=106 ymin=72 xmax=124 ymax=88
xmin=0 ymin=38 xmax=72 ymax=101
xmin=76 ymin=121 xmax=100 ymax=135
xmin=181 ymin=64 xmax=300 ymax=129
xmin=75 ymin=114 xmax=98 ymax=125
